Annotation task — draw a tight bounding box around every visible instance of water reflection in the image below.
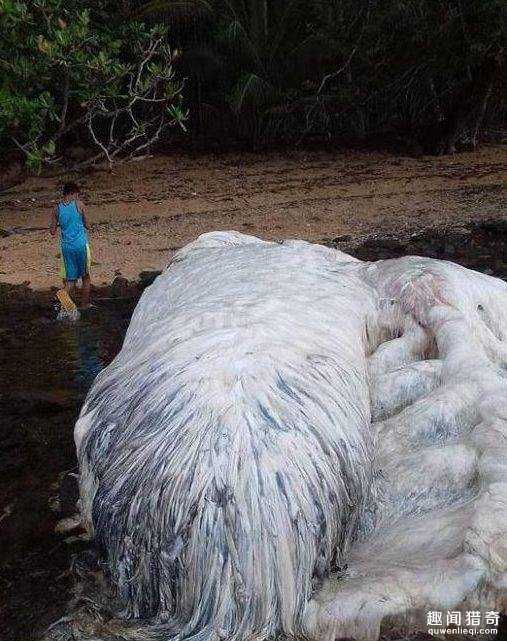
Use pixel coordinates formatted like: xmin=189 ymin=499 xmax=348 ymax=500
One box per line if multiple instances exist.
xmin=1 ymin=298 xmax=136 ymax=402
xmin=69 ymin=323 xmax=105 ymax=390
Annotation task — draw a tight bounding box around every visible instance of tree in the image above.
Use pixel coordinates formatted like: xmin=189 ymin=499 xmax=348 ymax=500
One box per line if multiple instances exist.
xmin=303 ymin=0 xmax=506 ymax=152
xmin=138 ymin=0 xmax=505 ymax=152
xmin=0 ymin=0 xmax=187 ymax=170
xmin=1 ymin=0 xmax=504 ymax=162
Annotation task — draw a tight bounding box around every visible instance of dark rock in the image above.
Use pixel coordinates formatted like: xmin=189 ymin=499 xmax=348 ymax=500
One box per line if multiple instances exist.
xmin=110 ymin=276 xmax=131 ymax=298
xmin=139 ymin=270 xmax=162 ymax=288
xmin=58 ymin=472 xmax=80 ymax=516
xmin=71 ymin=548 xmax=101 ymax=575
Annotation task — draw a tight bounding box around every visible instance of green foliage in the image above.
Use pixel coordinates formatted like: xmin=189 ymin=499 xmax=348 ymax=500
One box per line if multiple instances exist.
xmin=139 ymin=0 xmax=505 ymax=151
xmin=0 ymin=0 xmax=504 ymax=162
xmin=0 ymin=0 xmax=186 ymax=169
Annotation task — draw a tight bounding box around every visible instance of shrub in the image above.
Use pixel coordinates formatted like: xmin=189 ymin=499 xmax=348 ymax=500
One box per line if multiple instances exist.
xmin=0 ymin=0 xmax=186 ymax=170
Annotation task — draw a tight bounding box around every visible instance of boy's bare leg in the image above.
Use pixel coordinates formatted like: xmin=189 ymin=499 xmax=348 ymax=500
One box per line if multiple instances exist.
xmin=81 ymin=273 xmax=91 ymax=308
xmin=64 ymin=279 xmax=76 ymax=297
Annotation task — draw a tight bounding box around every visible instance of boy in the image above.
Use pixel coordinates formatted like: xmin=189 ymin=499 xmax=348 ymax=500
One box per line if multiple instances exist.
xmin=50 ymin=182 xmax=91 ymax=308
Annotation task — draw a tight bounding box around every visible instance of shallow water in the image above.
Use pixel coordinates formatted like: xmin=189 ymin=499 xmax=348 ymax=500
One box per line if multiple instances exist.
xmin=0 ymin=297 xmax=137 ymax=640
xmin=1 ymin=223 xmax=505 ymax=640
xmin=1 ymin=301 xmax=133 ymax=398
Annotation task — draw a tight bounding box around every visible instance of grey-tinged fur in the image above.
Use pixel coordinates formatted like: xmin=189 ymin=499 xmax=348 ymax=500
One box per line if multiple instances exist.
xmin=47 ymin=232 xmax=507 ymax=641
xmin=74 ymin=233 xmax=376 ymax=640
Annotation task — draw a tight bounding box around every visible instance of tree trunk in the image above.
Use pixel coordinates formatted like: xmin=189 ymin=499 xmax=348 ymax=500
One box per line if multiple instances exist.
xmin=435 ymin=47 xmax=503 ymax=155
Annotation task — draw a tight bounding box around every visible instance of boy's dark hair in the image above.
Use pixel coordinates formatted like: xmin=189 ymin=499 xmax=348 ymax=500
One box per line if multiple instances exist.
xmin=62 ymin=182 xmax=80 ymax=196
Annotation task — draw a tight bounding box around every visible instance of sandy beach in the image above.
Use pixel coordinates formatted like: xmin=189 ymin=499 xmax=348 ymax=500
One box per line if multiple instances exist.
xmin=1 ymin=144 xmax=506 ymax=289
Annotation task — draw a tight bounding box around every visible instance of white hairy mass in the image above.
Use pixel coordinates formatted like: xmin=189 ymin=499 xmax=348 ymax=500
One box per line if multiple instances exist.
xmin=72 ymin=231 xmax=507 ymax=641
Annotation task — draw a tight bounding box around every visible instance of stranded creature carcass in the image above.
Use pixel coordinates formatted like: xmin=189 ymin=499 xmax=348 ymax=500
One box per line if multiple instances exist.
xmin=59 ymin=232 xmax=507 ymax=641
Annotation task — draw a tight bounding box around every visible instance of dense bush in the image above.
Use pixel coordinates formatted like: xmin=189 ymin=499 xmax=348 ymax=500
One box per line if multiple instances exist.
xmin=142 ymin=0 xmax=505 ymax=152
xmin=0 ymin=0 xmax=186 ymax=170
xmin=0 ymin=0 xmax=505 ymax=168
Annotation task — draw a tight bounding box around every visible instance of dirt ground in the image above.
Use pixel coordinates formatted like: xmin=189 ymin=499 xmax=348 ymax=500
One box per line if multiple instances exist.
xmin=1 ymin=144 xmax=506 ymax=289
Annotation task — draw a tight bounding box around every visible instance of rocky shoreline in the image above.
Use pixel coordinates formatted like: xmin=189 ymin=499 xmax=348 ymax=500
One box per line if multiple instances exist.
xmin=2 ymin=220 xmax=505 ymax=319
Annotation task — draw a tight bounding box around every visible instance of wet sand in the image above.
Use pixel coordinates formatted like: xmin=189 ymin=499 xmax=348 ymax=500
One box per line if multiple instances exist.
xmin=1 ymin=145 xmax=506 ymax=289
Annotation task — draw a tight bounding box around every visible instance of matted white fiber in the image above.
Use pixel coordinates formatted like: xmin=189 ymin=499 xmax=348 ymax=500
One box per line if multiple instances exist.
xmin=51 ymin=232 xmax=506 ymax=641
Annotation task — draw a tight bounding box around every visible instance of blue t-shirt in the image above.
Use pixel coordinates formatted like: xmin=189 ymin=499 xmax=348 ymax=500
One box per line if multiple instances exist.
xmin=58 ymin=200 xmax=88 ymax=250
